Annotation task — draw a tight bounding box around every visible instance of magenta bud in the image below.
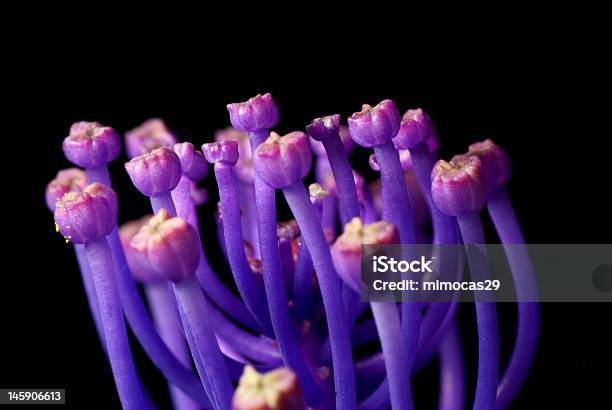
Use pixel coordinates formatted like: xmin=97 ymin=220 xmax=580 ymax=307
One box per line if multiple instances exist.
xmin=306 ymin=114 xmax=341 ymax=142
xmin=62 ymin=121 xmax=121 ymax=168
xmin=431 ymin=154 xmax=486 ymax=216
xmin=125 ymin=118 xmax=178 ymax=159
xmin=125 ymin=147 xmax=182 ymax=197
xmin=54 ymin=183 xmax=118 ymax=244
xmin=369 ymin=149 xmax=413 ymax=172
xmin=348 ymin=99 xmax=401 ymax=147
xmin=215 ymin=127 xmax=253 ymax=183
xmin=119 ymin=215 xmax=160 ymax=283
xmin=393 ymin=108 xmax=435 ymax=150
xmin=232 ymin=365 xmax=305 ymax=410
xmin=202 ymin=140 xmax=239 ymax=166
xmin=467 ymin=139 xmax=512 ymax=193
xmin=253 ymin=131 xmax=312 ymax=188
xmin=173 ymin=142 xmax=208 ymax=180
xmin=331 ymin=218 xmax=399 ymax=292
xmin=45 ymin=168 xmax=87 ymax=212
xmin=130 ymin=209 xmax=200 ymax=283
xmin=226 ymin=93 xmax=279 ymax=132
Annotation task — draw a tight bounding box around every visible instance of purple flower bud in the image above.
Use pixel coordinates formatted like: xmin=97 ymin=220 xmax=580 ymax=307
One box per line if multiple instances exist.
xmin=331 ymin=218 xmax=399 ymax=292
xmin=369 ymin=149 xmax=413 ymax=171
xmin=226 ymin=93 xmax=279 ymax=132
xmin=253 ymin=131 xmax=312 ymax=189
xmin=125 ymin=118 xmax=177 ymax=159
xmin=124 ymin=147 xmax=182 ymax=197
xmin=173 ymin=142 xmax=208 ymax=180
xmin=54 ymin=183 xmax=118 ymax=244
xmin=202 ymin=140 xmax=239 ymax=166
xmin=45 ymin=168 xmax=87 ymax=211
xmin=215 ymin=127 xmax=253 ymax=183
xmin=62 ymin=121 xmax=121 ymax=168
xmin=393 ymin=108 xmax=435 ymax=150
xmin=347 ymin=100 xmax=401 ymax=147
xmin=130 ymin=209 xmax=200 ymax=283
xmin=119 ymin=215 xmax=160 ymax=283
xmin=232 ymin=365 xmax=305 ymax=410
xmin=467 ymin=139 xmax=512 ymax=193
xmin=431 ymin=154 xmax=486 ymax=216
xmin=306 ymin=114 xmax=341 ymax=142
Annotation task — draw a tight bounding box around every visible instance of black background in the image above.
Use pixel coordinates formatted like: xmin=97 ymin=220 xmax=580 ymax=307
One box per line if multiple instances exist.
xmin=4 ymin=26 xmax=611 ymax=409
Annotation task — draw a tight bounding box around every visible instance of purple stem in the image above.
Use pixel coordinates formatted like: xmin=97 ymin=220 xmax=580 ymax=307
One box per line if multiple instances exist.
xmin=247 ymin=129 xmax=324 ymax=406
xmin=282 ymin=183 xmax=356 ymax=410
xmin=357 ymin=378 xmax=389 ymax=410
xmin=85 ymin=165 xmax=210 ymax=405
xmin=151 ymin=192 xmax=177 ymax=215
xmin=371 ymin=302 xmax=410 ymax=410
xmin=85 ymin=237 xmax=145 ymax=410
xmin=213 ymin=162 xmax=273 ymax=334
xmin=487 ymin=188 xmax=540 ymax=410
xmin=173 ymin=275 xmax=234 ymax=410
xmin=171 ymin=177 xmax=262 ymax=333
xmin=457 ymin=212 xmax=499 ymax=410
xmin=438 ymin=321 xmax=465 ymax=410
xmin=239 ymin=181 xmax=260 ymax=257
xmin=279 ymin=239 xmax=295 ymax=299
xmin=145 ymin=283 xmax=200 ymax=410
xmin=75 ymin=244 xmax=106 ymax=347
xmin=293 ymin=240 xmax=315 ymax=321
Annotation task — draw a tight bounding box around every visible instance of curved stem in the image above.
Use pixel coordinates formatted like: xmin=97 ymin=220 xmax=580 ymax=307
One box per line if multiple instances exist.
xmin=145 ymin=283 xmax=200 ymax=410
xmin=151 ymin=192 xmax=177 ymax=216
xmin=371 ymin=302 xmax=410 ymax=410
xmin=357 ymin=378 xmax=389 ymax=410
xmin=283 ymin=183 xmax=356 ymax=410
xmin=487 ymin=188 xmax=540 ymax=410
xmin=174 ymin=276 xmax=234 ymax=410
xmin=457 ymin=213 xmax=499 ymax=410
xmin=214 ymin=163 xmax=273 ymax=334
xmin=85 ymin=237 xmax=145 ymax=410
xmin=75 ymin=244 xmax=106 ymax=347
xmin=438 ymin=321 xmax=465 ymax=410
xmin=293 ymin=240 xmax=315 ymax=321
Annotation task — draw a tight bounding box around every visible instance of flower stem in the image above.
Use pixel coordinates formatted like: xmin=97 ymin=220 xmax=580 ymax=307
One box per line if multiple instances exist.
xmin=173 ymin=275 xmax=234 ymax=410
xmin=456 ymin=212 xmax=499 ymax=410
xmin=85 ymin=237 xmax=145 ymax=410
xmin=283 ymin=182 xmax=356 ymax=410
xmin=151 ymin=192 xmax=177 ymax=216
xmin=293 ymin=240 xmax=315 ymax=321
xmin=75 ymin=244 xmax=106 ymax=347
xmin=438 ymin=321 xmax=465 ymax=410
xmin=487 ymin=188 xmax=540 ymax=410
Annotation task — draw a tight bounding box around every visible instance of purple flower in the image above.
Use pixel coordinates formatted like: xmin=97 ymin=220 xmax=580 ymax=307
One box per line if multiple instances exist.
xmin=125 ymin=118 xmax=177 ymax=159
xmin=393 ymin=108 xmax=435 ymax=150
xmin=45 ymin=168 xmax=87 ymax=211
xmin=467 ymin=139 xmax=512 ymax=194
xmin=62 ymin=121 xmax=121 ymax=168
xmin=202 ymin=139 xmax=240 ymax=166
xmin=54 ymin=183 xmax=118 ymax=244
xmin=119 ymin=215 xmax=160 ymax=283
xmin=130 ymin=209 xmax=200 ymax=283
xmin=348 ymin=100 xmax=401 ymax=147
xmin=253 ymin=131 xmax=312 ymax=188
xmin=227 ymin=93 xmax=279 ymax=132
xmin=232 ymin=365 xmax=305 ymax=410
xmin=431 ymin=154 xmax=486 ymax=216
xmin=331 ymin=217 xmax=398 ymax=292
xmin=215 ymin=127 xmax=253 ymax=182
xmin=173 ymin=142 xmax=208 ymax=180
xmin=125 ymin=147 xmax=182 ymax=197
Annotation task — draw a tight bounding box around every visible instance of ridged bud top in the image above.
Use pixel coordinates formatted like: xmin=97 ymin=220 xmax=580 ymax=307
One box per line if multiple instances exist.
xmin=202 ymin=140 xmax=239 ymax=166
xmin=125 ymin=147 xmax=182 ymax=197
xmin=467 ymin=139 xmax=512 ymax=193
xmin=62 ymin=121 xmax=121 ymax=168
xmin=215 ymin=127 xmax=253 ymax=182
xmin=431 ymin=154 xmax=486 ymax=216
xmin=45 ymin=168 xmax=87 ymax=212
xmin=173 ymin=142 xmax=208 ymax=180
xmin=306 ymin=114 xmax=341 ymax=142
xmin=130 ymin=209 xmax=200 ymax=283
xmin=348 ymin=99 xmax=401 ymax=147
xmin=232 ymin=365 xmax=305 ymax=410
xmin=331 ymin=217 xmax=399 ymax=292
xmin=393 ymin=108 xmax=435 ymax=150
xmin=54 ymin=183 xmax=118 ymax=244
xmin=254 ymin=131 xmax=312 ymax=188
xmin=125 ymin=118 xmax=177 ymax=159
xmin=227 ymin=93 xmax=279 ymax=132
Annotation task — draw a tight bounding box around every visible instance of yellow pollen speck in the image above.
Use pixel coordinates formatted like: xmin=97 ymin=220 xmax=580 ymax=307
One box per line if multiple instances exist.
xmin=55 ymin=223 xmax=59 ymax=232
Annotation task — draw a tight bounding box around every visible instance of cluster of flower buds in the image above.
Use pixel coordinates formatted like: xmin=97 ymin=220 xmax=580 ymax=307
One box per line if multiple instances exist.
xmin=46 ymin=94 xmax=537 ymax=410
